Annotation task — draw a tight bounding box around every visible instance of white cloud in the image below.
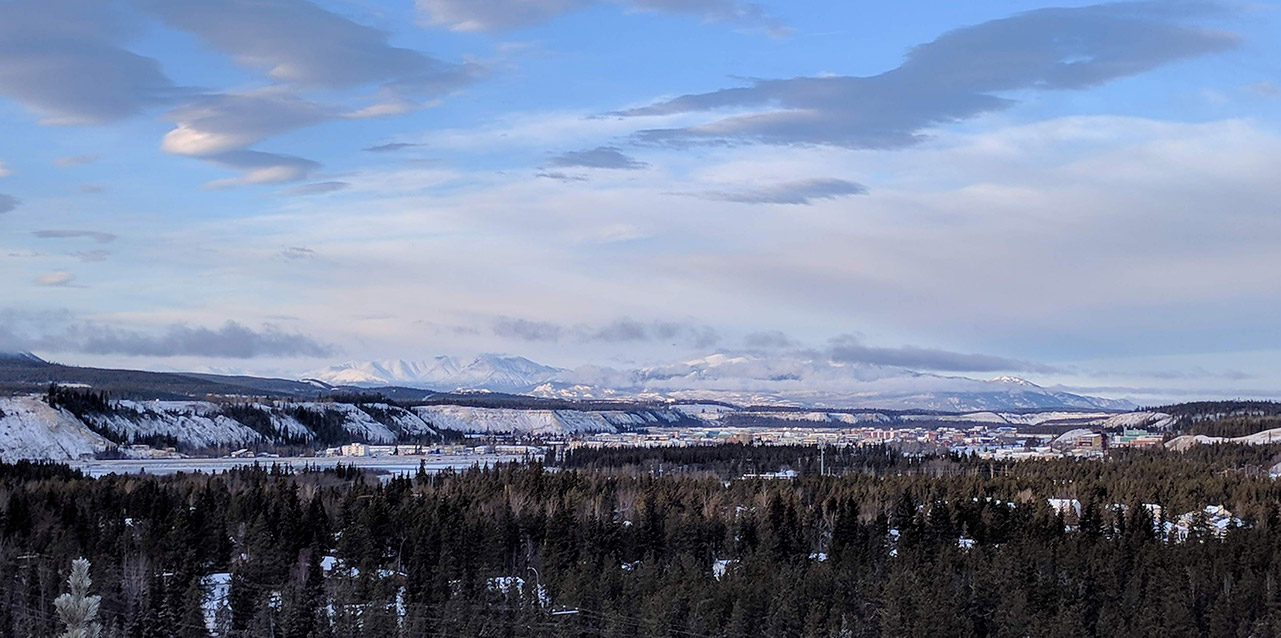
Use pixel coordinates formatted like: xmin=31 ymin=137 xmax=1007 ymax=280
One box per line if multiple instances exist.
xmin=203 ymin=151 xmax=320 ymax=188
xmin=163 ymin=115 xmax=1278 ymax=375
xmin=34 ymin=271 xmax=76 ymax=287
xmin=622 ymin=2 xmax=1237 ymax=148
xmin=161 ymin=89 xmax=332 ymax=157
xmin=417 ymin=0 xmax=785 ymax=33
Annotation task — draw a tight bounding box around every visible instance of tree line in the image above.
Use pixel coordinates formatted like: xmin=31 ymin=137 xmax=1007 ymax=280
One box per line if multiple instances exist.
xmin=4 ymin=443 xmax=1281 ymax=636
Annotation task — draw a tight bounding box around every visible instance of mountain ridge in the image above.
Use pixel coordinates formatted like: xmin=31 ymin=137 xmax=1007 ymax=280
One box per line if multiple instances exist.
xmin=305 ymin=352 xmax=1134 ymax=412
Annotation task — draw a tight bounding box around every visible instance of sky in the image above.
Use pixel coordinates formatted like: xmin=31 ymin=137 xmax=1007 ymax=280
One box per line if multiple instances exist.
xmin=0 ymin=0 xmax=1279 ymax=403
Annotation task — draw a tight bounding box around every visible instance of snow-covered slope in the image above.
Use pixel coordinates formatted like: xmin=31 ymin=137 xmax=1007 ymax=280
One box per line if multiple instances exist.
xmin=86 ymin=401 xmax=268 ymax=449
xmin=1102 ymin=411 xmax=1177 ymax=431
xmin=0 ymin=396 xmax=442 ymax=458
xmin=0 ymin=351 xmax=46 ymax=363
xmin=413 ymin=405 xmax=689 ymax=435
xmin=1166 ymin=427 xmax=1281 ymax=451
xmin=0 ymin=396 xmax=113 ymax=462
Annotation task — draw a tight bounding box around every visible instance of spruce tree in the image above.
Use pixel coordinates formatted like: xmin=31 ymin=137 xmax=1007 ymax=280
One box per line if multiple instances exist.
xmin=55 ymin=557 xmax=103 ymax=638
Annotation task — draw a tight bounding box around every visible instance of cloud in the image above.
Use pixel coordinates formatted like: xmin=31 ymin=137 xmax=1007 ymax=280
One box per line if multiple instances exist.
xmin=161 ymin=89 xmax=333 ymax=157
xmin=1243 ymin=80 xmax=1279 ymax=97
xmin=680 ymin=178 xmax=867 ymax=204
xmin=34 ymin=271 xmax=76 ymax=287
xmin=277 ymin=246 xmax=317 ymax=260
xmin=0 ymin=0 xmax=179 ymax=124
xmin=70 ymin=250 xmax=111 ymax=262
xmin=0 ymin=195 xmax=17 ymax=214
xmin=0 ymin=160 xmax=11 ymax=177
xmin=417 ymin=0 xmax=785 ymax=34
xmin=365 ymin=142 xmax=426 ymax=152
xmin=33 ymin=230 xmax=117 ymax=243
xmin=79 ymin=184 xmax=106 ymax=194
xmin=536 ymin=171 xmax=589 ymax=182
xmin=585 ymin=318 xmax=720 ymax=348
xmin=418 ymin=0 xmax=589 ymax=30
xmin=826 ymin=334 xmax=1057 ymax=373
xmin=137 ymin=0 xmax=478 ymax=106
xmin=39 ymin=321 xmax=335 ymax=358
xmin=54 ymin=154 xmax=101 ymax=167
xmin=547 ymin=146 xmax=648 ymax=169
xmin=280 ymin=181 xmax=350 ymax=196
xmin=630 ymin=0 xmax=787 ymax=35
xmin=493 ymin=317 xmax=564 ymax=342
xmin=203 ymin=151 xmax=321 ymax=188
xmin=488 ymin=316 xmax=721 ymax=347
xmin=743 ymin=330 xmax=798 ymax=349
xmin=158 ymin=90 xmax=327 ymax=187
xmin=621 ymin=2 xmax=1238 ymax=148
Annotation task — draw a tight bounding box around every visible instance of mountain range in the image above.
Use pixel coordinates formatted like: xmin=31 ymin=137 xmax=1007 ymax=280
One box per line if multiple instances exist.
xmin=307 ymin=353 xmax=1134 ymax=411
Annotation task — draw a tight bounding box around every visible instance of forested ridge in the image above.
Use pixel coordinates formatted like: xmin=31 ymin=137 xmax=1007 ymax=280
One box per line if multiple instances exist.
xmin=6 ymin=445 xmax=1281 ymax=637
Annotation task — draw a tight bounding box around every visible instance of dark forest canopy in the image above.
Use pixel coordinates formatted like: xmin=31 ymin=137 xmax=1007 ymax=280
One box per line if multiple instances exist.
xmin=6 ymin=444 xmax=1281 ymax=637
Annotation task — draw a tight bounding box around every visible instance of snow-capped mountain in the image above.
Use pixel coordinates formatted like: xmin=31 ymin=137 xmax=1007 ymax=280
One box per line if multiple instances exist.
xmin=0 ymin=351 xmax=45 ymax=363
xmin=309 ymin=352 xmax=1134 ymax=411
xmin=538 ymin=354 xmax=1133 ymax=411
xmin=306 ymin=355 xmax=563 ymax=392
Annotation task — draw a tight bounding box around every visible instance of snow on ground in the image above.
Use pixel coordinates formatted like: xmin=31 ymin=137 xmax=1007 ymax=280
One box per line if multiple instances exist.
xmin=298 ymin=402 xmax=397 ymax=443
xmin=712 ymin=559 xmax=736 ymax=580
xmin=1103 ymin=411 xmax=1176 ymax=430
xmin=413 ymin=405 xmax=682 ymax=435
xmin=672 ymin=403 xmax=737 ymax=418
xmin=202 ymin=573 xmax=231 ymax=633
xmin=370 ymin=403 xmax=438 ymax=437
xmin=93 ymin=401 xmax=263 ymax=448
xmin=487 ymin=576 xmax=550 ymax=607
xmin=1167 ymin=427 xmax=1281 ymax=451
xmin=0 ymin=396 xmax=113 ymax=462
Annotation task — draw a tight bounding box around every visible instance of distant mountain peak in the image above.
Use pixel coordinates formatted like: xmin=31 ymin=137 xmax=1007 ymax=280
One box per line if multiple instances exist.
xmin=989 ymin=376 xmax=1040 ymax=388
xmin=305 ymin=355 xmax=564 ymax=392
xmin=0 ymin=351 xmax=46 ymax=363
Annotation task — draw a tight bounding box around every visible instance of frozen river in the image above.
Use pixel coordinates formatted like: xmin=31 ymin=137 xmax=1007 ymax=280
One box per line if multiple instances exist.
xmin=69 ymin=454 xmax=525 ymax=478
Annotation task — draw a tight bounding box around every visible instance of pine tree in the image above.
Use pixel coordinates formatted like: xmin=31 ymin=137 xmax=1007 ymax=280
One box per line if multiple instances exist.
xmin=55 ymin=557 xmax=103 ymax=638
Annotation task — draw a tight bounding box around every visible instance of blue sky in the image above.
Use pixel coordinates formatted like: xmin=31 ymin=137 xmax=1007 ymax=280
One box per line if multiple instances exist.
xmin=1 ymin=0 xmax=1279 ymax=402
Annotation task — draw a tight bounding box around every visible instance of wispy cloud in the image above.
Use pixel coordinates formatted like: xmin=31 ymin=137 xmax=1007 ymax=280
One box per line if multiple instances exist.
xmin=418 ymin=0 xmax=787 ymax=34
xmin=0 ymin=0 xmax=181 ymax=124
xmin=0 ymin=194 xmax=17 ymax=214
xmin=490 ymin=316 xmax=720 ymax=348
xmin=536 ymin=171 xmax=589 ymax=182
xmin=54 ymin=154 xmax=102 ymax=167
xmin=365 ymin=142 xmax=426 ymax=152
xmin=34 ymin=271 xmax=77 ymax=287
xmin=280 ymin=181 xmax=350 ymax=196
xmin=138 ymin=0 xmax=480 ymax=109
xmin=678 ymin=178 xmax=867 ymax=205
xmin=277 ymin=246 xmax=318 ymax=261
xmin=33 ymin=230 xmax=117 ymax=243
xmin=203 ymin=151 xmax=321 ymax=188
xmin=12 ymin=320 xmax=335 ymax=358
xmin=743 ymin=330 xmax=799 ymax=350
xmin=493 ymin=317 xmax=564 ymax=342
xmin=70 ymin=250 xmax=111 ymax=262
xmin=826 ymin=334 xmax=1057 ymax=373
xmin=546 ymin=146 xmax=648 ymax=169
xmin=622 ymin=2 xmax=1238 ymax=148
